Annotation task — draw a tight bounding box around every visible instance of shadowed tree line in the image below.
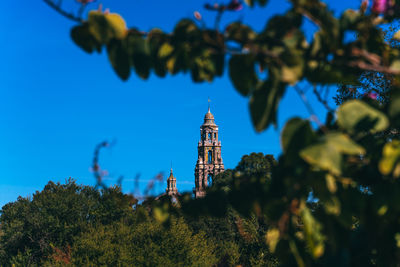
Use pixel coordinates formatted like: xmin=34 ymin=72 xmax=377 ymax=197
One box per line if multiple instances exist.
xmin=0 ymin=154 xmax=277 ymax=266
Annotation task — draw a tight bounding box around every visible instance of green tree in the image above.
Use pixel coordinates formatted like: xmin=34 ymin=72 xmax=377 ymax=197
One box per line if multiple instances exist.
xmin=0 ymin=179 xmax=135 ymax=265
xmin=71 ymin=217 xmax=217 ymax=267
xmin=187 ymin=153 xmax=277 ymax=266
xmin=213 ymin=153 xmax=276 ymax=188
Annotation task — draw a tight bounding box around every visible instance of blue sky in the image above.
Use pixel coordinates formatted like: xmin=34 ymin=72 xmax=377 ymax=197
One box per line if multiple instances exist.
xmin=0 ymin=0 xmax=360 ymax=207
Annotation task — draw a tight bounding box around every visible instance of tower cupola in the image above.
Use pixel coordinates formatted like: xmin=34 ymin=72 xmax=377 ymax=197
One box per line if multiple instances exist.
xmin=166 ymin=168 xmax=178 ymax=196
xmin=194 ymin=101 xmax=225 ymax=198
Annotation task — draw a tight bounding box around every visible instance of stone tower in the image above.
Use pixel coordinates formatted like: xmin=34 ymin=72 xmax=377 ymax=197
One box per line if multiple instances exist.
xmin=194 ymin=106 xmax=224 ymax=198
xmin=166 ymin=168 xmax=178 ymax=196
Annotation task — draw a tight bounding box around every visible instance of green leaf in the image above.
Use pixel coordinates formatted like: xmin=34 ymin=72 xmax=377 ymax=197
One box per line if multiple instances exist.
xmin=173 ymin=19 xmax=199 ymax=39
xmin=281 ymin=65 xmax=303 ymax=85
xmin=147 ymin=29 xmax=168 ymax=78
xmin=229 ymin=55 xmax=258 ymax=96
xmin=70 ymin=23 xmax=101 ymax=54
xmin=281 ymin=118 xmax=315 ymax=154
xmin=158 ymin=43 xmax=174 ymax=58
xmin=337 ymin=100 xmax=389 ymax=134
xmin=324 ymin=196 xmax=341 ymax=215
xmin=323 ymin=133 xmax=365 ymax=155
xmin=300 ymin=142 xmax=342 ymax=175
xmin=127 ymin=34 xmax=152 ymax=79
xmin=300 ymin=132 xmax=364 ymax=175
xmin=390 ymin=60 xmax=400 ymax=73
xmin=88 ymin=11 xmax=127 ymax=44
xmin=379 ymin=140 xmax=400 ymax=176
xmin=105 ymin=13 xmax=127 ymax=39
xmin=153 ymin=205 xmax=169 ymax=223
xmin=190 ymin=49 xmax=221 ymax=82
xmin=265 ymin=228 xmax=280 ymax=253
xmin=393 ymin=30 xmax=400 ymax=41
xmin=340 ymin=9 xmax=361 ymax=30
xmin=225 ymin=22 xmax=256 ymax=44
xmin=301 ymin=203 xmax=325 ymax=259
xmin=107 ymin=39 xmax=131 ymax=81
xmin=249 ymin=69 xmax=286 ymax=131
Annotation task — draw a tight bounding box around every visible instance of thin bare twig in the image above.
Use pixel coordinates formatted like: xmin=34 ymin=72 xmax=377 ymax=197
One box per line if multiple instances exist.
xmin=91 ymin=141 xmax=110 ymax=189
xmin=294 ymin=85 xmax=328 ymax=132
xmin=313 ymin=84 xmax=334 ymax=111
xmin=215 ymin=10 xmax=224 ymax=31
xmin=347 ymin=61 xmax=400 ymax=75
xmin=43 ymin=0 xmax=84 ymax=23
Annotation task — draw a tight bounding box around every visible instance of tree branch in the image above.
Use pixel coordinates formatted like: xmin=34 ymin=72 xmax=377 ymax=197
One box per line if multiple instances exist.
xmin=43 ymin=0 xmax=84 ymax=23
xmin=313 ymin=84 xmax=334 ymax=112
xmin=294 ymin=85 xmax=328 ymax=132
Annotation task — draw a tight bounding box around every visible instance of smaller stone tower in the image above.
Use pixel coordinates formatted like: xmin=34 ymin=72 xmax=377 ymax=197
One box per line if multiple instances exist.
xmin=166 ymin=168 xmax=178 ymax=196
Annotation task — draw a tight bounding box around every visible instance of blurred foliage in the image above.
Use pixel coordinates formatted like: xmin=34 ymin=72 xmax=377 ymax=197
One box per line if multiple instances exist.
xmin=39 ymin=0 xmax=400 ymax=265
xmin=334 ymin=22 xmax=400 ymax=105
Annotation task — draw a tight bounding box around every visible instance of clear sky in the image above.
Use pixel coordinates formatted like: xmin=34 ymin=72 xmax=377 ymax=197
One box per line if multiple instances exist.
xmin=0 ymin=0 xmax=360 ymax=207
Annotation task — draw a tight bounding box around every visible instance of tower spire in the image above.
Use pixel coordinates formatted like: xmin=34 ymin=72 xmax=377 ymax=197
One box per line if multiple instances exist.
xmin=194 ymin=101 xmax=224 ymax=198
xmin=166 ymin=166 xmax=178 ymax=196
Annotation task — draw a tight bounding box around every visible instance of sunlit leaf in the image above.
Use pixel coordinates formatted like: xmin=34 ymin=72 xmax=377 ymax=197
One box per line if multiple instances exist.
xmin=300 ymin=133 xmax=364 ymax=175
xmin=105 ymin=13 xmax=127 ymax=39
xmin=323 ymin=133 xmax=365 ymax=155
xmin=301 ymin=203 xmax=325 ymax=259
xmin=379 ymin=140 xmax=400 ymax=176
xmin=337 ymin=100 xmax=389 ymax=134
xmin=265 ymin=228 xmax=280 ymax=252
xmin=158 ymin=43 xmax=174 ymax=58
xmin=325 ymin=174 xmax=337 ymax=193
xmin=153 ymin=205 xmax=169 ymax=223
xmin=301 ymin=142 xmax=342 ymax=175
xmin=88 ymin=11 xmax=127 ymax=44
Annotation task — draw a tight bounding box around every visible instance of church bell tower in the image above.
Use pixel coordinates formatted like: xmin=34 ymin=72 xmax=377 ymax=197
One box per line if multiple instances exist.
xmin=166 ymin=168 xmax=178 ymax=196
xmin=194 ymin=104 xmax=224 ymax=198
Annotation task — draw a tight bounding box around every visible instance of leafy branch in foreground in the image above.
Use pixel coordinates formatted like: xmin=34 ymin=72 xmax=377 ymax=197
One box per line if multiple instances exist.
xmin=46 ymin=0 xmax=400 ymax=132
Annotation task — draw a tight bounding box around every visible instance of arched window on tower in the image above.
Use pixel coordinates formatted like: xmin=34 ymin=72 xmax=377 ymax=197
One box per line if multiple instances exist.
xmin=207 ymin=174 xmax=213 ymax=186
xmin=208 ymin=132 xmax=212 ymax=140
xmin=208 ymin=150 xmax=213 ymax=163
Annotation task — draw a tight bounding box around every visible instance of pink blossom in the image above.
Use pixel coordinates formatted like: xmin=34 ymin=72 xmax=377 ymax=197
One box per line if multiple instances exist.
xmin=227 ymin=0 xmax=243 ymax=11
xmin=365 ymin=92 xmax=378 ymax=99
xmin=194 ymin=11 xmax=202 ymax=20
xmin=372 ymin=0 xmax=389 ymax=13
